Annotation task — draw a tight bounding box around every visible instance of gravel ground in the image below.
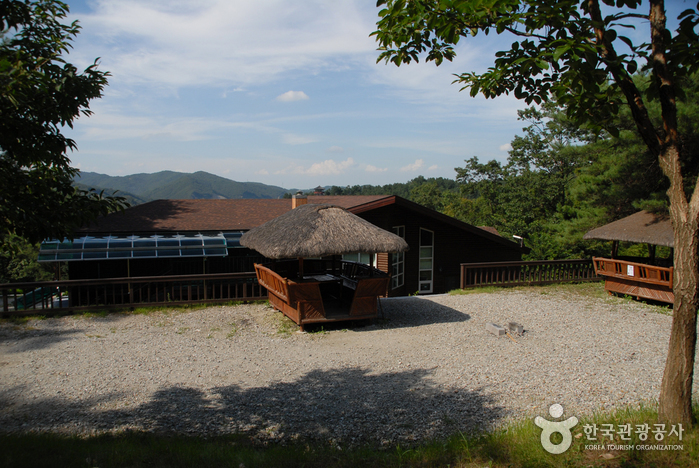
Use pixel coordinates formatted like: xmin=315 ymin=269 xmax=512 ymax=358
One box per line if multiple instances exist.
xmin=1 ymin=287 xmax=697 ymax=446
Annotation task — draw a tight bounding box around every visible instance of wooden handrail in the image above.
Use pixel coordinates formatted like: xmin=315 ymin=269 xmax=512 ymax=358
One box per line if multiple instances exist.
xmin=460 ymin=259 xmax=600 ymax=289
xmin=592 ymin=257 xmax=673 ymax=288
xmin=1 ymin=271 xmax=266 ymax=315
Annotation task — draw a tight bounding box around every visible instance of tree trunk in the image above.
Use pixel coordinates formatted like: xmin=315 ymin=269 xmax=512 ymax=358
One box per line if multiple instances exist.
xmin=658 ymin=178 xmax=699 ymax=427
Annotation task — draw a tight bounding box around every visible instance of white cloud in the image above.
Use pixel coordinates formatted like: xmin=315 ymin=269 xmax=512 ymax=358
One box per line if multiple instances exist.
xmin=306 ymin=158 xmax=355 ymax=176
xmin=400 ymin=159 xmax=424 ymax=172
xmin=74 ymin=0 xmax=376 ymax=89
xmin=327 ymin=146 xmax=344 ymax=153
xmin=500 ymin=143 xmax=513 ymax=151
xmin=428 ymin=165 xmax=438 ymax=171
xmin=276 ymin=90 xmax=310 ymax=102
xmin=365 ymin=164 xmax=387 ymax=173
xmin=256 ymin=169 xmax=269 ymax=175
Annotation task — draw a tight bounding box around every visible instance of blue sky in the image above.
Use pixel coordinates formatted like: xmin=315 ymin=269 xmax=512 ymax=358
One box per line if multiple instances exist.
xmin=62 ymin=1 xmax=684 ymax=190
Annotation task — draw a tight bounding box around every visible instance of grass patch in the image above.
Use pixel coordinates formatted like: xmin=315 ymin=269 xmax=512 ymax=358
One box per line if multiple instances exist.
xmin=450 ymin=281 xmax=666 ymax=304
xmin=269 ymin=310 xmax=298 ymax=337
xmin=1 ymin=403 xmax=696 ymax=467
xmin=449 ymin=281 xmax=610 ymax=299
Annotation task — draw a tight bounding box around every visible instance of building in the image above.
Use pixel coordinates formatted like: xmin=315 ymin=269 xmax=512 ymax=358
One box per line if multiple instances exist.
xmin=39 ymin=195 xmax=525 ymax=296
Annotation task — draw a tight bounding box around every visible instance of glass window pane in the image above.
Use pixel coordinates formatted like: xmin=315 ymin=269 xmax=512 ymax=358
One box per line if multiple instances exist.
xmin=109 ymin=240 xmax=132 ymax=249
xmin=420 ymin=229 xmax=433 ymax=246
xmin=133 ymin=250 xmax=157 ymax=258
xmin=180 ymin=238 xmax=202 ymax=246
xmin=83 ymin=251 xmax=107 ymax=259
xmin=181 ymin=249 xmax=204 ymax=256
xmin=420 ymin=271 xmax=432 ymax=281
xmin=158 ymin=239 xmax=179 ymax=247
xmin=108 ymin=251 xmax=131 ymax=258
xmin=157 ymin=249 xmax=180 ymax=257
xmin=134 ymin=239 xmax=156 ymax=248
xmin=204 ymin=248 xmax=227 ymax=256
xmin=419 ymin=247 xmax=432 ymax=258
xmin=83 ymin=241 xmax=108 ymax=250
xmin=420 ymin=259 xmax=432 ymax=270
xmin=420 ymin=283 xmax=431 ymax=291
xmin=203 ymin=238 xmax=226 ymax=246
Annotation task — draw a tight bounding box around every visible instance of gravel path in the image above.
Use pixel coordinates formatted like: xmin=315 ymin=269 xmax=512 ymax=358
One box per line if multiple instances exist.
xmin=1 ymin=288 xmax=697 ymax=446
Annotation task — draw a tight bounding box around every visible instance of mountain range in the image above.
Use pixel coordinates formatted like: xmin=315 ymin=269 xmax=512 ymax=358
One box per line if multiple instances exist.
xmin=74 ymin=171 xmax=291 ymax=205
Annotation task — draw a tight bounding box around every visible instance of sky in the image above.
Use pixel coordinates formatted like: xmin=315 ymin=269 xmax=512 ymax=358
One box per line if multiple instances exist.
xmin=60 ymin=0 xmax=683 ymax=190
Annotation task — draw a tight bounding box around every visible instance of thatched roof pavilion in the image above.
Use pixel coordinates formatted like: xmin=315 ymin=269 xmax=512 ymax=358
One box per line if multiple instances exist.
xmin=583 ymin=210 xmax=673 ymax=247
xmin=239 ymin=203 xmax=409 ymax=259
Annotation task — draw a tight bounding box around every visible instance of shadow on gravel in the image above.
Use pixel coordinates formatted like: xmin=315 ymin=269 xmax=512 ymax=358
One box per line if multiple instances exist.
xmin=0 ymin=327 xmax=85 ymax=352
xmin=0 ymin=367 xmax=506 ymax=446
xmin=372 ymin=296 xmax=471 ymax=330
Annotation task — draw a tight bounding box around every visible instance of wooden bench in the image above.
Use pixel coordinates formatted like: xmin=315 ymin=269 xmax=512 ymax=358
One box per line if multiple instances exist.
xmin=254 ymin=262 xmax=389 ymax=329
xmin=592 ymin=257 xmax=673 ymax=304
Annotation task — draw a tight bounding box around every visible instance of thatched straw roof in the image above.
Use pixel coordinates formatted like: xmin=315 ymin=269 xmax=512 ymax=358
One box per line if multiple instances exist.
xmin=239 ymin=204 xmax=409 ymax=259
xmin=583 ymin=210 xmax=673 ymax=247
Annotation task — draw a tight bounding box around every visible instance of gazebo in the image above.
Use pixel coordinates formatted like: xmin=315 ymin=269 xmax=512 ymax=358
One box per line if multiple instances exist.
xmin=240 ymin=203 xmax=409 ymax=330
xmin=584 ymin=210 xmax=674 ymax=303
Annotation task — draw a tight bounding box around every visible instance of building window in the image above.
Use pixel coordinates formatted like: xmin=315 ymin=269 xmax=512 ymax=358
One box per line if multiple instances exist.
xmin=419 ymin=228 xmax=434 ymax=294
xmin=342 ymin=252 xmax=375 ymax=266
xmin=391 ymin=226 xmax=405 ymax=289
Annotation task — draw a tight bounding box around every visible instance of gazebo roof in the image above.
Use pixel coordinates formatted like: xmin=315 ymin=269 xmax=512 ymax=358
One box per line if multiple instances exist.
xmin=583 ymin=210 xmax=673 ymax=247
xmin=239 ymin=203 xmax=409 ymax=259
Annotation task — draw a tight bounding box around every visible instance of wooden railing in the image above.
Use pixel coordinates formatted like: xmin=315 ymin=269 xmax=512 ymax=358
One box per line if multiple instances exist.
xmin=460 ymin=259 xmax=600 ymax=289
xmin=1 ymin=272 xmax=267 ymax=316
xmin=592 ymin=257 xmax=674 ymax=303
xmin=592 ymin=257 xmax=673 ymax=287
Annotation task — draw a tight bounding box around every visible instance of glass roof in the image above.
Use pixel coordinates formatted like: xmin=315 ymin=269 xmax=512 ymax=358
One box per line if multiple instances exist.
xmin=38 ymin=232 xmax=244 ymax=262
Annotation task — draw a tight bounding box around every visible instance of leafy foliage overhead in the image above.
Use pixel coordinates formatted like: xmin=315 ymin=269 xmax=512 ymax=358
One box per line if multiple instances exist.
xmin=0 ymin=0 xmax=127 ymax=243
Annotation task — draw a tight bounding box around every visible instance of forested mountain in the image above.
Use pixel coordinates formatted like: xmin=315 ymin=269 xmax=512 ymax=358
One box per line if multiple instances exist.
xmin=74 ymin=171 xmax=290 ymax=203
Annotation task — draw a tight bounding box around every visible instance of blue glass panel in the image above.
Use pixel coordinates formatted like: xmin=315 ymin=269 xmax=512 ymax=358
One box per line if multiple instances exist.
xmin=41 ymin=241 xmax=60 ymax=252
xmin=109 ymin=240 xmax=132 ymax=249
xmin=83 ymin=241 xmax=108 ymax=250
xmin=57 ymin=252 xmax=79 ymax=261
xmin=108 ymin=251 xmax=131 ymax=258
xmin=38 ymin=253 xmax=57 ymax=262
xmin=157 ymin=249 xmax=180 ymax=257
xmin=204 ymin=248 xmax=228 ymax=256
xmin=132 ymin=250 xmax=157 ymax=258
xmin=83 ymin=251 xmax=107 ymax=259
xmin=133 ymin=239 xmax=156 ymax=248
xmin=181 ymin=249 xmax=204 ymax=256
xmin=203 ymin=238 xmax=226 ymax=246
xmin=158 ymin=239 xmax=179 ymax=247
xmin=180 ymin=239 xmax=202 ymax=246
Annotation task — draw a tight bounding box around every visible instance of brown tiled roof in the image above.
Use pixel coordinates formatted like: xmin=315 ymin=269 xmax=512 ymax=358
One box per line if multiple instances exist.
xmin=583 ymin=210 xmax=673 ymax=247
xmin=80 ymin=196 xmax=391 ymax=233
xmin=477 ymin=226 xmax=501 ymax=236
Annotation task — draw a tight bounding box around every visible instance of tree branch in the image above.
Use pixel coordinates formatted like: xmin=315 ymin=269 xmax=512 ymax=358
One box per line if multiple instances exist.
xmin=586 ymin=0 xmax=662 ymax=157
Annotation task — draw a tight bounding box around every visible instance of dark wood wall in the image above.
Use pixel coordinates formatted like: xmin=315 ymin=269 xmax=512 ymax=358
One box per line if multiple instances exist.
xmin=358 ymin=204 xmax=522 ymax=296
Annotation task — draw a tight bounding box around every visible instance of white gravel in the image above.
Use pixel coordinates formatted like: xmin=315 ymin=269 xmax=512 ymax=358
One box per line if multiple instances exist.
xmin=1 ymin=288 xmax=697 ymax=446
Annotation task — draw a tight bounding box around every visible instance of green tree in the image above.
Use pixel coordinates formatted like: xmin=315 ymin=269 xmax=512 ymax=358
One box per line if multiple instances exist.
xmin=374 ymin=0 xmax=699 ymax=425
xmin=0 ymin=0 xmax=127 ymax=245
xmin=0 ymin=234 xmax=54 ymax=283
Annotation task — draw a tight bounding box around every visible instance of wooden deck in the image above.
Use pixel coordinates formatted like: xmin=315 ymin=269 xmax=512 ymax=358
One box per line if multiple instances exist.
xmin=592 ymin=257 xmax=674 ymax=304
xmin=254 ymin=260 xmax=389 ymax=330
